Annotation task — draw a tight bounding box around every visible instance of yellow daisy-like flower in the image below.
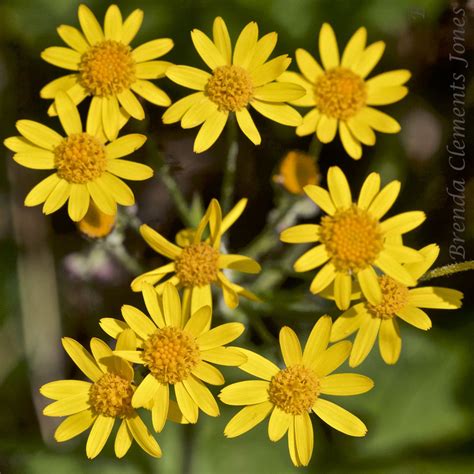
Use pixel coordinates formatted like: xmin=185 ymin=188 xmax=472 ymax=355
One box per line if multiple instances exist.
xmin=220 ymin=316 xmax=373 ymax=467
xmin=280 ymin=166 xmax=426 ymax=310
xmin=163 ymin=16 xmax=305 ymax=153
xmin=281 ymin=23 xmax=410 ymax=159
xmin=131 ymin=198 xmax=261 ymax=313
xmin=330 ymin=243 xmax=464 ymax=367
xmin=272 ymin=150 xmax=320 ymax=195
xmin=4 ymin=91 xmax=152 ymax=222
xmin=109 ymin=283 xmax=247 ymax=429
xmin=40 ymin=331 xmax=179 ymax=459
xmin=40 ymin=4 xmax=173 ymax=140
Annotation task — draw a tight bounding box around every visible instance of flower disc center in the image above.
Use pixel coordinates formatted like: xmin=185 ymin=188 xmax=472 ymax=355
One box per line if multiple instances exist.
xmin=205 ymin=65 xmax=254 ymax=112
xmin=268 ymin=365 xmax=319 ymax=415
xmin=89 ymin=372 xmax=134 ymax=418
xmin=141 ymin=327 xmax=200 ymax=384
xmin=175 ymin=242 xmax=220 ymax=287
xmin=54 ymin=133 xmax=107 ymax=184
xmin=368 ymin=275 xmax=409 ymax=319
xmin=79 ymin=40 xmax=136 ymax=97
xmin=315 ymin=67 xmax=366 ymax=120
xmin=320 ymin=205 xmax=383 ymax=272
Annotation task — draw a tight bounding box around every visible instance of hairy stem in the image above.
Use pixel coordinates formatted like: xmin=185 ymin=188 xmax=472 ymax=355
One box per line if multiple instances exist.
xmin=420 ymin=260 xmax=474 ymax=281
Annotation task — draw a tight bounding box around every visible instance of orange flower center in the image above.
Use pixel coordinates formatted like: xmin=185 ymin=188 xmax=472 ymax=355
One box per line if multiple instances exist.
xmin=79 ymin=40 xmax=136 ymax=97
xmin=320 ymin=205 xmax=383 ymax=272
xmin=268 ymin=365 xmax=320 ymax=415
xmin=141 ymin=327 xmax=200 ymax=384
xmin=54 ymin=133 xmax=107 ymax=184
xmin=175 ymin=242 xmax=220 ymax=287
xmin=89 ymin=372 xmax=134 ymax=418
xmin=368 ymin=275 xmax=409 ymax=319
xmin=314 ymin=67 xmax=366 ymax=120
xmin=205 ymin=65 xmax=254 ymax=112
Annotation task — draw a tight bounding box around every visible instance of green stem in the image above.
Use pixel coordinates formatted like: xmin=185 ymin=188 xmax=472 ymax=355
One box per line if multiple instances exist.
xmin=220 ymin=115 xmax=239 ymax=214
xmin=308 ymin=133 xmax=322 ymax=160
xmin=159 ymin=161 xmax=194 ymax=227
xmin=420 ymin=260 xmax=474 ymax=281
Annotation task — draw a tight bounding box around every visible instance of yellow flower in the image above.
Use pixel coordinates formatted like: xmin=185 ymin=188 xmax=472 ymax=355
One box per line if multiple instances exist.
xmin=280 ymin=23 xmax=410 ymax=159
xmin=272 ymin=150 xmax=320 ymax=195
xmin=40 ymin=4 xmax=173 ymax=140
xmin=4 ymin=91 xmax=152 ymax=221
xmin=220 ymin=316 xmax=373 ymax=467
xmin=330 ymin=243 xmax=464 ymax=367
xmin=39 ymin=331 xmax=184 ymax=459
xmin=109 ymin=283 xmax=247 ymax=428
xmin=163 ymin=17 xmax=305 ymax=153
xmin=280 ymin=166 xmax=426 ymax=310
xmin=77 ymin=201 xmax=116 ymax=238
xmin=131 ymin=198 xmax=261 ymax=312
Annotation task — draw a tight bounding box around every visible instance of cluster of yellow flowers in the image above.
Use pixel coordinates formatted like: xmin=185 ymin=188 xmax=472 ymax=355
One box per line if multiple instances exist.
xmin=3 ymin=4 xmax=464 ymax=468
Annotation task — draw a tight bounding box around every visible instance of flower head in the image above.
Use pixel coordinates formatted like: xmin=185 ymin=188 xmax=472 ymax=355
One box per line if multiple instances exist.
xmin=330 ymin=243 xmax=464 ymax=366
xmin=131 ymin=198 xmax=261 ymax=312
xmin=4 ymin=91 xmax=152 ymax=221
xmin=107 ymin=283 xmax=247 ymax=429
xmin=272 ymin=150 xmax=320 ymax=195
xmin=219 ymin=317 xmax=373 ymax=467
xmin=40 ymin=4 xmax=173 ymax=140
xmin=164 ymin=17 xmax=305 ymax=153
xmin=280 ymin=166 xmax=426 ymax=310
xmin=40 ymin=331 xmax=171 ymax=459
xmin=77 ymin=201 xmax=116 ymax=238
xmin=281 ymin=23 xmax=410 ymax=159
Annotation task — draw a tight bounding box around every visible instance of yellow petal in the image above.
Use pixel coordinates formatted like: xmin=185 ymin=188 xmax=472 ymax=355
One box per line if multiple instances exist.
xmin=191 ymin=29 xmax=226 ymax=69
xmin=327 ymin=166 xmax=352 ymax=209
xmin=254 ymin=82 xmax=305 ymax=102
xmin=280 ymin=224 xmax=320 ymax=244
xmin=162 ymin=283 xmax=182 ymax=327
xmin=352 ymin=41 xmax=385 ymax=78
xmin=104 ymin=4 xmax=122 ymax=41
xmin=219 ymin=380 xmax=270 ymax=405
xmin=132 ymin=38 xmax=174 ymax=62
xmin=117 ymin=89 xmax=145 ymax=120
xmin=16 ymin=120 xmax=62 ymax=150
xmin=43 ymin=393 xmax=90 ymax=416
xmin=152 ymin=383 xmax=169 ymax=432
xmin=248 ymin=32 xmax=278 ymax=70
xmin=41 ymin=47 xmax=81 ymax=70
xmin=347 ymin=117 xmax=376 ymax=146
xmin=55 ymin=410 xmax=96 ymax=442
xmin=166 ymin=65 xmax=210 ymax=91
xmin=251 ymin=100 xmax=302 ymax=127
xmin=224 ymin=402 xmax=273 ymax=438
xmin=40 ymin=74 xmax=79 ymax=99
xmin=334 ymin=272 xmax=352 ymax=310
xmin=319 ymin=23 xmax=339 ymax=69
xmin=296 ymin=108 xmax=320 ymax=136
xmin=357 ymin=107 xmax=401 ymax=133
xmin=396 ymin=305 xmax=432 ymax=330
xmin=357 ymin=266 xmax=382 ymax=305
xmin=13 ymin=150 xmax=55 ymax=170
xmin=313 ymin=398 xmax=367 ymax=436
xmin=55 ymin=91 xmax=83 ymax=135
xmin=304 ymin=185 xmax=336 ymax=215
xmin=366 ymin=69 xmax=411 ymax=88
xmin=57 ymin=25 xmax=89 ymax=54
xmin=131 ymin=80 xmax=171 ymax=107
xmin=341 ymin=27 xmax=367 ymax=68
xmin=86 ymin=416 xmax=115 ymax=460
xmin=192 ymin=360 xmax=224 ymax=385
xmin=357 ymin=172 xmax=380 ymax=209
xmin=319 ymin=373 xmax=374 ymax=395
xmin=233 ymin=21 xmax=258 ymax=68
xmin=309 ymin=262 xmax=337 ymax=294
xmin=62 ymin=337 xmax=103 ymax=382
xmin=183 ymin=375 xmax=220 ymax=417
xmin=139 ymin=224 xmax=181 ymax=259
xmin=296 ymin=48 xmax=323 ymax=82
xmin=87 ymin=180 xmax=117 ymax=216
xmin=375 ymin=251 xmax=417 ymax=286
xmin=200 ymin=346 xmax=247 ymax=366
xmin=339 ymin=121 xmax=362 ymax=160
xmin=197 ymin=323 xmax=245 ymax=351
xmin=279 ymin=326 xmax=302 ymax=366
xmin=126 ymin=414 xmax=162 ymax=457
xmin=121 ymin=304 xmax=156 ymax=339
xmin=193 ymin=111 xmax=228 ymax=153
xmin=366 ymin=85 xmax=408 ymax=105
xmin=302 ymin=315 xmax=332 ymax=364
xmin=268 ymin=407 xmax=291 ymax=441
xmin=293 ymin=245 xmax=329 ymax=272
xmin=114 ymin=419 xmax=133 ymax=458
xmin=330 ymin=303 xmax=368 ymax=342
xmin=311 ymin=340 xmax=351 ymax=376
xmin=294 ymin=413 xmax=313 ymax=466
xmin=175 ymin=381 xmax=198 ymax=423
xmin=349 ymin=316 xmax=381 ymax=367
xmin=107 ymin=159 xmax=153 ymax=181
xmin=378 ymin=318 xmax=402 ymax=364
xmin=218 ymin=254 xmax=261 ymax=273
xmin=380 ymin=211 xmax=426 ymax=235
xmin=121 ymin=9 xmax=144 ymax=45
xmin=181 ymin=98 xmax=217 ymax=129
xmin=213 ymin=17 xmax=232 ymax=64
xmin=40 ymin=380 xmax=91 ymax=400
xmin=78 ymin=4 xmax=104 ymax=45
xmin=68 ymin=184 xmax=90 ymax=221
xmin=236 ymin=348 xmax=279 ymax=380
xmin=236 ymin=108 xmax=261 ymax=145
xmin=250 ymin=55 xmax=291 ymax=87
xmin=317 ymin=115 xmax=338 ymax=143
xmin=162 ymin=92 xmax=204 ymax=124
xmin=407 ymin=287 xmax=463 ymax=309
xmin=132 ymin=373 xmax=160 ymax=408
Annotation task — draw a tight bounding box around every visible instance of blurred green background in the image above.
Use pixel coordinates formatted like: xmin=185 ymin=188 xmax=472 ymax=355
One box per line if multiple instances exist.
xmin=0 ymin=0 xmax=473 ymax=473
